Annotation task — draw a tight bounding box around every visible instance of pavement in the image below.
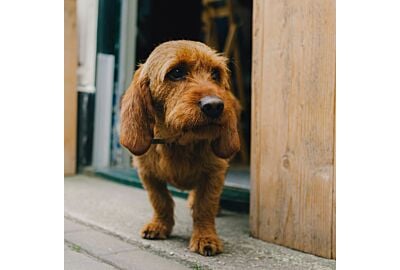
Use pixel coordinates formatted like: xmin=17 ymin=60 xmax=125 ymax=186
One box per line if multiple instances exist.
xmin=65 ymin=174 xmax=336 ymax=270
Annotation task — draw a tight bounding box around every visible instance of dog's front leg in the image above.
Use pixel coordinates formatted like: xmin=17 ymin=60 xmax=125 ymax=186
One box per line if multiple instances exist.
xmin=140 ymin=175 xmax=174 ymax=239
xmin=189 ymin=173 xmax=224 ymax=256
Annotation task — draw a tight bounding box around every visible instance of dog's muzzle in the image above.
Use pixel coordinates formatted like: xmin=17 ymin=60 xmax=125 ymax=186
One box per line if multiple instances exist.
xmin=199 ymin=96 xmax=224 ymax=119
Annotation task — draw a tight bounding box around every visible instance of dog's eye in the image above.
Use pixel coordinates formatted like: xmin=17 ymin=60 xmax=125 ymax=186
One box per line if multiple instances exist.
xmin=211 ymin=68 xmax=221 ymax=82
xmin=167 ymin=66 xmax=187 ymax=81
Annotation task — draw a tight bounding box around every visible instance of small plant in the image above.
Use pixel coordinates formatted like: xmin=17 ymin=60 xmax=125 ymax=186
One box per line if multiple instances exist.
xmin=70 ymin=243 xmax=81 ymax=252
xmin=191 ymin=263 xmax=203 ymax=270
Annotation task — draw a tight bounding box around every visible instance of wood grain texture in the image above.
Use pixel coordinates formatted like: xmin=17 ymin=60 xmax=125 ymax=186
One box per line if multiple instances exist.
xmin=250 ymin=0 xmax=335 ymax=258
xmin=64 ymin=0 xmax=78 ymax=175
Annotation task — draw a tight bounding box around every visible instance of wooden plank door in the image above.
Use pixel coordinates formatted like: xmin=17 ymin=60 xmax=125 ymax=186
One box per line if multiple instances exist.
xmin=250 ymin=0 xmax=335 ymax=259
xmin=64 ymin=0 xmax=78 ymax=175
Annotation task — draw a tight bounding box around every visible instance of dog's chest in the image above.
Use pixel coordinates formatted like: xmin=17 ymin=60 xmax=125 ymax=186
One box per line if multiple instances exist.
xmin=152 ymin=143 xmax=211 ymax=189
xmin=160 ymin=146 xmax=202 ymax=186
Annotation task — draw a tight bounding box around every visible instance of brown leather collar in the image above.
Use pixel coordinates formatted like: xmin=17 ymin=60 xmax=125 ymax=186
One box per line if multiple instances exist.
xmin=151 ymin=138 xmax=166 ymax=144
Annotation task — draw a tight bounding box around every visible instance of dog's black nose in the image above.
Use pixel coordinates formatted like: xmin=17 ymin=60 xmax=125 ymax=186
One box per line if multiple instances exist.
xmin=199 ymin=96 xmax=224 ymax=118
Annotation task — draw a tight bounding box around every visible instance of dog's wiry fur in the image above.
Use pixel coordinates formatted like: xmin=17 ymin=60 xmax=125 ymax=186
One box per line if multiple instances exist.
xmin=120 ymin=40 xmax=241 ymax=256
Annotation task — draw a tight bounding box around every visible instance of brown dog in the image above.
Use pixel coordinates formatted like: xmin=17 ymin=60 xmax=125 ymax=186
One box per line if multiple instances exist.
xmin=120 ymin=40 xmax=240 ymax=256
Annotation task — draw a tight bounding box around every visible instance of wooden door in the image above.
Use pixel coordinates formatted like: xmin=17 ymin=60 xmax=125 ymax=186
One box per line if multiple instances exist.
xmin=250 ymin=0 xmax=335 ymax=259
xmin=64 ymin=0 xmax=78 ymax=175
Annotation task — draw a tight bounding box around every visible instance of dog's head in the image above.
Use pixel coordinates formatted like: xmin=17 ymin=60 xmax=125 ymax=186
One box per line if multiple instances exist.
xmin=120 ymin=40 xmax=241 ymax=158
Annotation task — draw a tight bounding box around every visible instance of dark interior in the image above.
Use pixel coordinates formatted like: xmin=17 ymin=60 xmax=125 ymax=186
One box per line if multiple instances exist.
xmin=135 ymin=0 xmax=252 ymax=167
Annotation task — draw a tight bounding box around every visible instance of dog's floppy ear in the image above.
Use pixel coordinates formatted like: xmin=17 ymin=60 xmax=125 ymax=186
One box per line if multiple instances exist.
xmin=120 ymin=66 xmax=155 ymax=155
xmin=211 ymin=96 xmax=241 ymax=159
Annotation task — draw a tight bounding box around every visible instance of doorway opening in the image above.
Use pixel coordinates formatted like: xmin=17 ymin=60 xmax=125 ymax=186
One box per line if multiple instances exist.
xmin=93 ymin=0 xmax=253 ymax=212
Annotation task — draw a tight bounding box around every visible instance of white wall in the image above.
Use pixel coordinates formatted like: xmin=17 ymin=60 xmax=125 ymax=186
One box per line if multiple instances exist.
xmin=77 ymin=0 xmax=98 ymax=93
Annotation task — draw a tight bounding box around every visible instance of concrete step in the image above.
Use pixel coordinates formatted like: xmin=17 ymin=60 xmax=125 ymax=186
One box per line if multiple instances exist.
xmin=65 ymin=175 xmax=335 ymax=270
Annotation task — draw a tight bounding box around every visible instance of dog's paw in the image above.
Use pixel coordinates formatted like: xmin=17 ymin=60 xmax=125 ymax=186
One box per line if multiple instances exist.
xmin=189 ymin=234 xmax=223 ymax=256
xmin=141 ymin=222 xmax=171 ymax=239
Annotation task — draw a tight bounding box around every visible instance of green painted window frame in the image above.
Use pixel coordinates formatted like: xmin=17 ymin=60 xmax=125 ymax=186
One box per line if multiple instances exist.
xmin=96 ymin=167 xmax=249 ymax=213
